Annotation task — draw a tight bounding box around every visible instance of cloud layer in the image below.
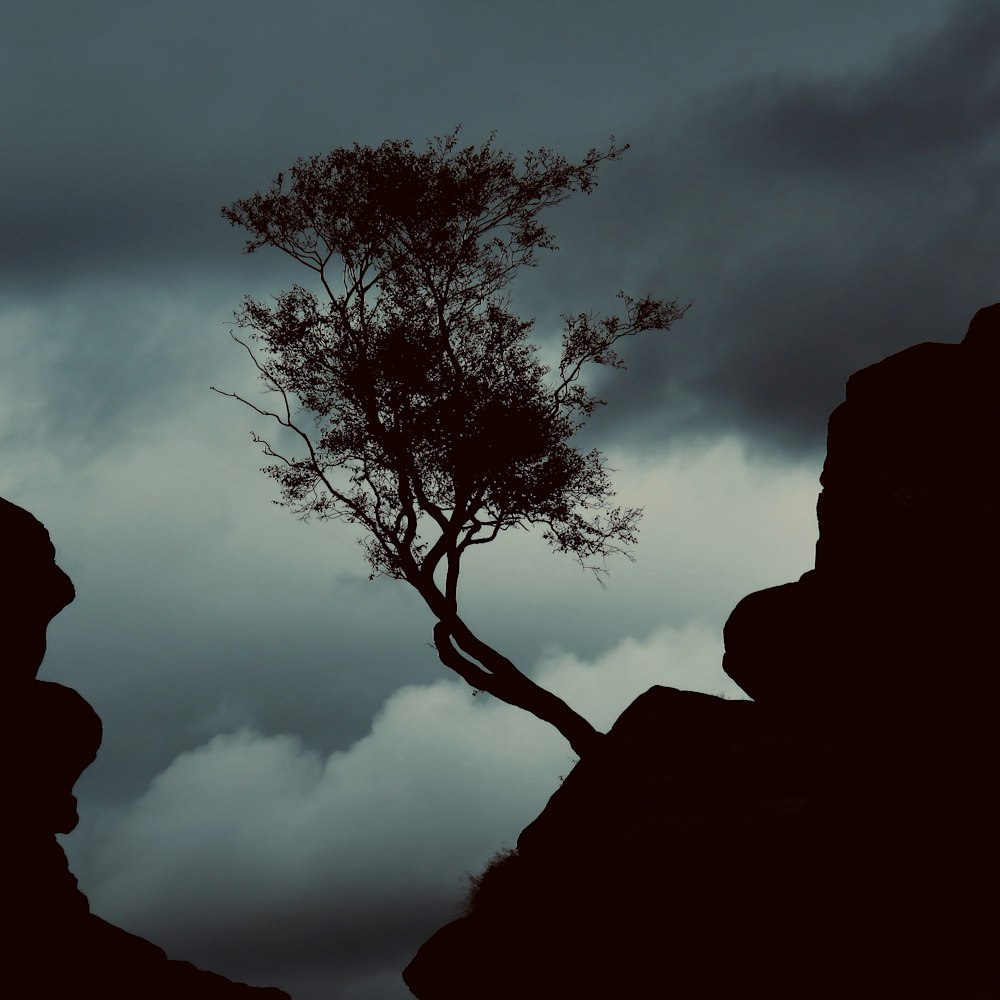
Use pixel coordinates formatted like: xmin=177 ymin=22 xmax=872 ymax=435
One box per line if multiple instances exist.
xmin=70 ymin=619 xmax=742 ymax=998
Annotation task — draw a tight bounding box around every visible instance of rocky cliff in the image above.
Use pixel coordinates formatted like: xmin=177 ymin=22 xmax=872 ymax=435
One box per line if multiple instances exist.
xmin=403 ymin=305 xmax=1000 ymax=999
xmin=1 ymin=497 xmax=291 ymax=998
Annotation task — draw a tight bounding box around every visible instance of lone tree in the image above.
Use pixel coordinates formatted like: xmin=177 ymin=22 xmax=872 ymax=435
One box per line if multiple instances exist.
xmin=216 ymin=130 xmax=686 ymax=757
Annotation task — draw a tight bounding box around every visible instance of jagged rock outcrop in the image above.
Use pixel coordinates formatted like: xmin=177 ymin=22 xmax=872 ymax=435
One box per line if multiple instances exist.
xmin=725 ymin=302 xmax=1000 ymax=714
xmin=1 ymin=497 xmax=291 ymax=999
xmin=404 ymin=306 xmax=1000 ymax=999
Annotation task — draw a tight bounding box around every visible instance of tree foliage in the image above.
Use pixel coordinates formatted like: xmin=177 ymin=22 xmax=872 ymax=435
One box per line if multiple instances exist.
xmin=216 ymin=130 xmax=686 ymax=755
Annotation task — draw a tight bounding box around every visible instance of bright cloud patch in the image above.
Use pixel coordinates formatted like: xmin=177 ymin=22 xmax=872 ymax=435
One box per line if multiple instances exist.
xmin=70 ymin=619 xmax=736 ymax=996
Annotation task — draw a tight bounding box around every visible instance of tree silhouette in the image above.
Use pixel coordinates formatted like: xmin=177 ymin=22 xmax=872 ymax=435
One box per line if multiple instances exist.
xmin=215 ymin=130 xmax=686 ymax=756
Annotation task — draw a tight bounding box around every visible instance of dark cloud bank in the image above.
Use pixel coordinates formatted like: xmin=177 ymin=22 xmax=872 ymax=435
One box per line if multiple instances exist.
xmin=5 ymin=2 xmax=993 ymax=469
xmin=537 ymin=0 xmax=1000 ymax=457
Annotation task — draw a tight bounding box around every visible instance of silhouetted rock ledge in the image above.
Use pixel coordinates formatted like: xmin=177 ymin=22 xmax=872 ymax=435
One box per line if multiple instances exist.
xmin=404 ymin=306 xmax=1000 ymax=999
xmin=1 ymin=497 xmax=291 ymax=999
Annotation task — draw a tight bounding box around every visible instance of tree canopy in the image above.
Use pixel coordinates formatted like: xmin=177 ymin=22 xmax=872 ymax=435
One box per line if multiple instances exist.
xmin=216 ymin=129 xmax=686 ymax=755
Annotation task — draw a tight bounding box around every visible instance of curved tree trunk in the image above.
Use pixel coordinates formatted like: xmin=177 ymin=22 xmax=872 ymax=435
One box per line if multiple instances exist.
xmin=433 ymin=621 xmax=604 ymax=758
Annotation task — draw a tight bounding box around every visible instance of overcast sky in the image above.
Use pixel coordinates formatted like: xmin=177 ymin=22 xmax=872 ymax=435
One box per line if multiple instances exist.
xmin=3 ymin=2 xmax=997 ymax=997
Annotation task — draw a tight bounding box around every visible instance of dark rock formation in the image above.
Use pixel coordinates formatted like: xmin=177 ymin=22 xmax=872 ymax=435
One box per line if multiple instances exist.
xmin=725 ymin=302 xmax=1000 ymax=714
xmin=404 ymin=307 xmax=1000 ymax=999
xmin=1 ymin=497 xmax=291 ymax=999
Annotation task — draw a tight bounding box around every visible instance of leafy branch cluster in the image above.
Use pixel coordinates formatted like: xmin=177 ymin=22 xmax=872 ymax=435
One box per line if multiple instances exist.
xmin=219 ymin=132 xmax=683 ymax=595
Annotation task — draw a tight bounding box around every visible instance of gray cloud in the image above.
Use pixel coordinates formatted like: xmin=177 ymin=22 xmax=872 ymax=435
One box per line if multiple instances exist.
xmin=2 ymin=0 xmax=978 ymax=468
xmin=557 ymin=0 xmax=1000 ymax=455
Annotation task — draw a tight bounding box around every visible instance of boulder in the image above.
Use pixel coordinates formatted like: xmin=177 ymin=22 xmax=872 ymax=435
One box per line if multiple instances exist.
xmin=724 ymin=304 xmax=1000 ymax=714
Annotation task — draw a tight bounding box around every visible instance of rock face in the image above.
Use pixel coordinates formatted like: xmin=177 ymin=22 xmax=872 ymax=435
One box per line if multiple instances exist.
xmin=404 ymin=306 xmax=1000 ymax=999
xmin=1 ymin=497 xmax=291 ymax=999
xmin=725 ymin=302 xmax=1000 ymax=713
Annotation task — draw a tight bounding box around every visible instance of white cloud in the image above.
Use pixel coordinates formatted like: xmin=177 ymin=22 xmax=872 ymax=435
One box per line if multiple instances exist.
xmin=70 ymin=619 xmax=737 ymax=997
